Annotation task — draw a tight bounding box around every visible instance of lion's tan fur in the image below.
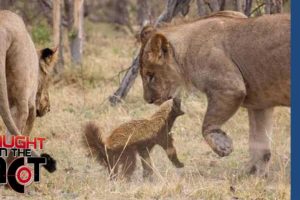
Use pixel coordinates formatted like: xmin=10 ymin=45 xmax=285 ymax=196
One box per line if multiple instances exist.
xmin=139 ymin=11 xmax=290 ymax=176
xmin=83 ymin=99 xmax=184 ymax=179
xmin=0 ymin=10 xmax=57 ymax=160
xmin=159 ymin=10 xmax=248 ymax=28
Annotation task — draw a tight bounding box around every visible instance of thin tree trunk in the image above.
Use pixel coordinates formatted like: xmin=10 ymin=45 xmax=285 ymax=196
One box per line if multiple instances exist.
xmin=219 ymin=0 xmax=226 ymax=11
xmin=0 ymin=0 xmax=14 ymax=9
xmin=197 ymin=0 xmax=208 ymax=16
xmin=70 ymin=0 xmax=84 ymax=65
xmin=64 ymin=0 xmax=73 ymax=30
xmin=137 ymin=0 xmax=150 ymax=26
xmin=155 ymin=0 xmax=192 ymax=25
xmin=235 ymin=0 xmax=245 ymax=12
xmin=0 ymin=0 xmax=11 ymax=10
xmin=113 ymin=0 xmax=129 ymax=25
xmin=208 ymin=0 xmax=221 ymax=12
xmin=265 ymin=0 xmax=282 ymax=14
xmin=273 ymin=0 xmax=282 ymax=13
xmin=264 ymin=0 xmax=272 ymax=14
xmin=53 ymin=0 xmax=64 ymax=73
xmin=109 ymin=0 xmax=192 ymax=106
xmin=53 ymin=1 xmax=60 ymax=50
xmin=244 ymin=0 xmax=253 ymax=16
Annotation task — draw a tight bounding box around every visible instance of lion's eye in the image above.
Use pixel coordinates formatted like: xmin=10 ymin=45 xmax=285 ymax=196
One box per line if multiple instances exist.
xmin=147 ymin=73 xmax=155 ymax=83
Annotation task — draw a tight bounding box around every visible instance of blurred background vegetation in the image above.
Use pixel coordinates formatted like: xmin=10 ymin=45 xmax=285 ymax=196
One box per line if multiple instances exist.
xmin=0 ymin=0 xmax=290 ymax=48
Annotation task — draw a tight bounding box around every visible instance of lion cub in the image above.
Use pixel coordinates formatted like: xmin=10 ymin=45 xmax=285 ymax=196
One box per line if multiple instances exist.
xmin=83 ymin=98 xmax=184 ymax=179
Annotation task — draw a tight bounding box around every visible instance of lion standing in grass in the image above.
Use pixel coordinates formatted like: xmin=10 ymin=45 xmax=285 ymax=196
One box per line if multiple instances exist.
xmin=139 ymin=11 xmax=290 ymax=176
xmin=0 ymin=10 xmax=56 ymax=171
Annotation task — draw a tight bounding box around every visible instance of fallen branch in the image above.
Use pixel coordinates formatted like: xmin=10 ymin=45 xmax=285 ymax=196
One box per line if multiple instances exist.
xmin=109 ymin=55 xmax=140 ymax=105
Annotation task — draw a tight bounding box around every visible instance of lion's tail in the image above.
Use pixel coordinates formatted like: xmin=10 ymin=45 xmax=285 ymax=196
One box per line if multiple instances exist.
xmin=83 ymin=122 xmax=107 ymax=164
xmin=0 ymin=36 xmax=22 ymax=137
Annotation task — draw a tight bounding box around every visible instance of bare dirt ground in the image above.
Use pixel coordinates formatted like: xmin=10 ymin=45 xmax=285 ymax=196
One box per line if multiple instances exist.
xmin=0 ymin=22 xmax=290 ymax=200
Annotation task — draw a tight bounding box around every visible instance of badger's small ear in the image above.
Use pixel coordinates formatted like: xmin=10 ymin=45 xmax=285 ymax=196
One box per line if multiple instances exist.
xmin=173 ymin=97 xmax=181 ymax=106
xmin=173 ymin=98 xmax=184 ymax=116
xmin=140 ymin=25 xmax=156 ymax=46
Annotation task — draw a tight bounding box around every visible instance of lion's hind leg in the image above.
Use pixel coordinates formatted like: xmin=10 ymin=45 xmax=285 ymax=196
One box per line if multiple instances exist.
xmin=247 ymin=108 xmax=273 ymax=177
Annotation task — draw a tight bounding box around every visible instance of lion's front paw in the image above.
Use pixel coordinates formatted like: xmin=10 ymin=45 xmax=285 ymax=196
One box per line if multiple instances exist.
xmin=205 ymin=129 xmax=233 ymax=157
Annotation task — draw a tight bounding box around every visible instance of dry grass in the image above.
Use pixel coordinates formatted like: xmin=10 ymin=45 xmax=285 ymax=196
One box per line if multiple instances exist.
xmin=0 ymin=21 xmax=290 ymax=200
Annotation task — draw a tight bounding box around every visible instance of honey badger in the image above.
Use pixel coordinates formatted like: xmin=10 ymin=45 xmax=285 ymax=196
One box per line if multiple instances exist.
xmin=83 ymin=98 xmax=184 ymax=179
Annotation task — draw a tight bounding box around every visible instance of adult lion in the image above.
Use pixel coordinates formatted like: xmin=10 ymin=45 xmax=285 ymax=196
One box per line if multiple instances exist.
xmin=0 ymin=10 xmax=56 ymax=172
xmin=139 ymin=11 xmax=290 ymax=176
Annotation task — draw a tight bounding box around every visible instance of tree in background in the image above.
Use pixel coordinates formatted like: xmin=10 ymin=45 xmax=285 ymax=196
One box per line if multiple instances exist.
xmin=137 ymin=0 xmax=151 ymax=26
xmin=265 ymin=0 xmax=283 ymax=14
xmin=244 ymin=0 xmax=253 ymax=16
xmin=207 ymin=0 xmax=221 ymax=12
xmin=0 ymin=0 xmax=15 ymax=10
xmin=69 ymin=0 xmax=84 ymax=65
xmin=197 ymin=0 xmax=208 ymax=16
xmin=113 ymin=0 xmax=129 ymax=26
xmin=197 ymin=0 xmax=221 ymax=16
xmin=1 ymin=0 xmax=86 ymax=69
xmin=53 ymin=0 xmax=64 ymax=73
xmin=235 ymin=0 xmax=245 ymax=12
xmin=64 ymin=0 xmax=85 ymax=65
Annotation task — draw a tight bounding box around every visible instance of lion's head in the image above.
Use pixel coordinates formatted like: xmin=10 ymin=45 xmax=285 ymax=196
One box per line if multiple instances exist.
xmin=36 ymin=47 xmax=58 ymax=117
xmin=139 ymin=25 xmax=183 ymax=105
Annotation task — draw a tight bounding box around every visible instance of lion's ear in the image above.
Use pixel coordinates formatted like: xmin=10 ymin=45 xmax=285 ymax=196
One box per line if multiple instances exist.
xmin=40 ymin=47 xmax=58 ymax=63
xmin=140 ymin=25 xmax=156 ymax=46
xmin=149 ymin=33 xmax=169 ymax=61
xmin=39 ymin=47 xmax=58 ymax=74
